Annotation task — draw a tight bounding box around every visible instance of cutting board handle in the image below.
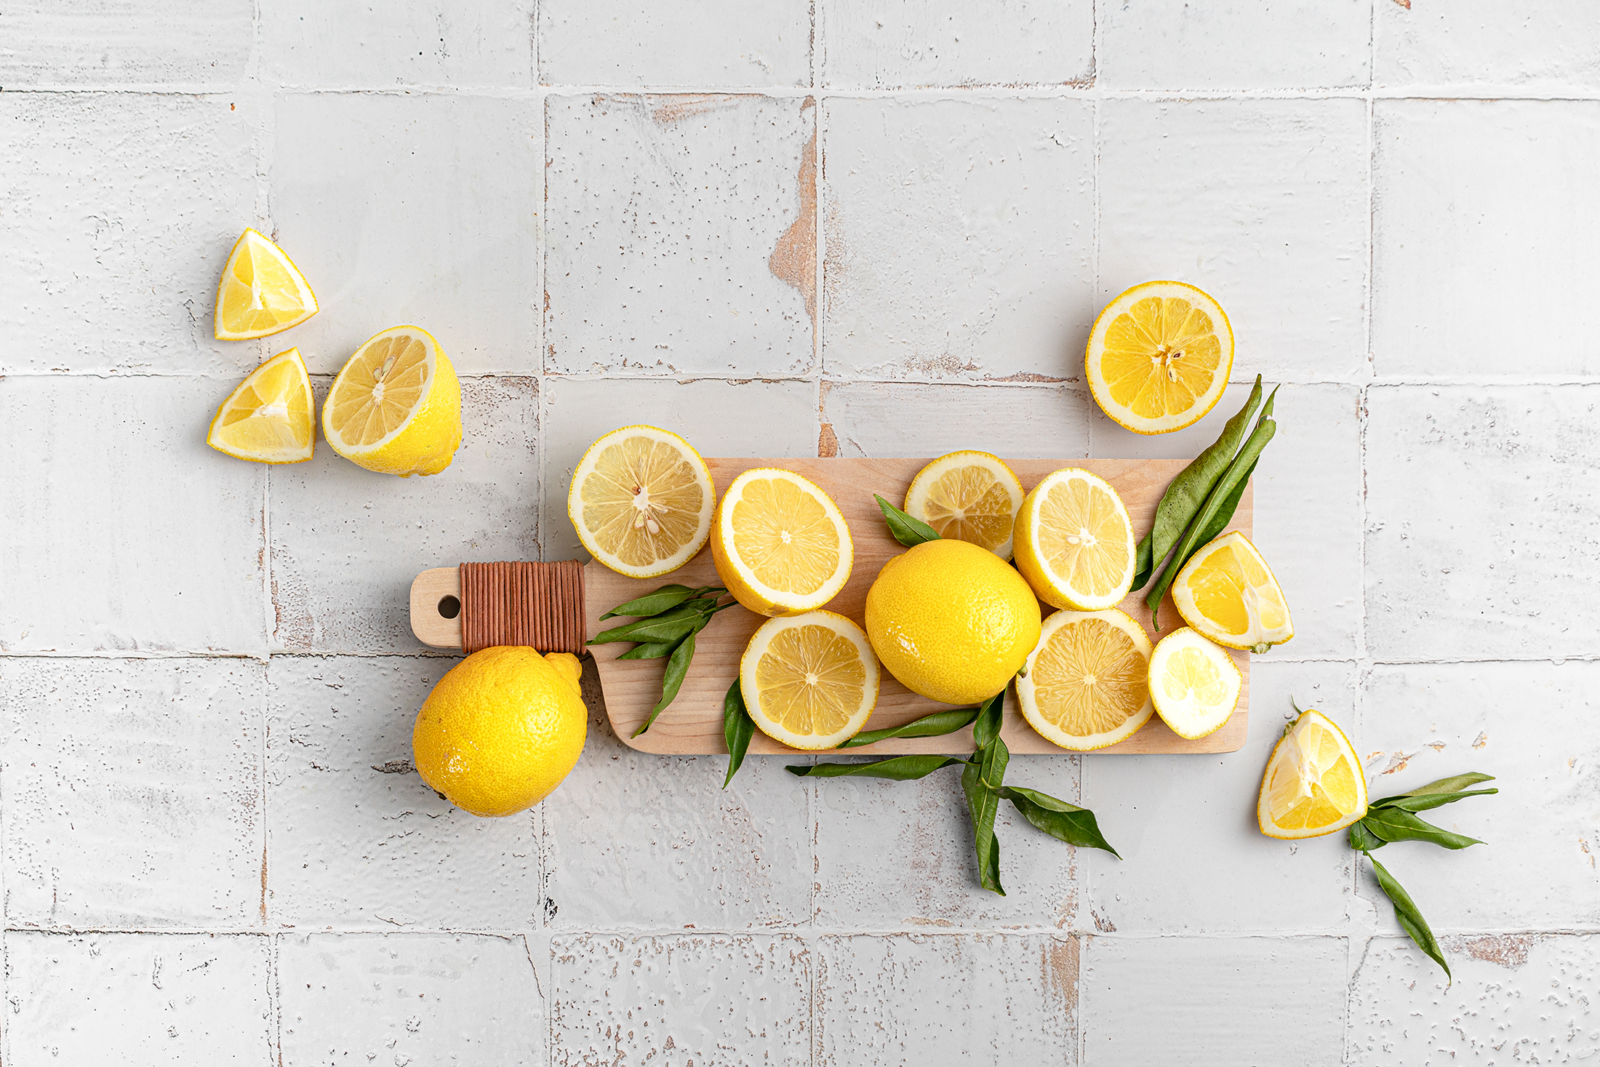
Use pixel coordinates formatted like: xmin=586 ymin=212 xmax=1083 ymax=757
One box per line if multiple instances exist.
xmin=408 ymin=561 xmax=585 ymax=654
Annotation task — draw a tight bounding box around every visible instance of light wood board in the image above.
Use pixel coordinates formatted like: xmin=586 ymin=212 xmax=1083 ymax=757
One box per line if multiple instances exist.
xmin=411 ymin=456 xmax=1251 ymax=757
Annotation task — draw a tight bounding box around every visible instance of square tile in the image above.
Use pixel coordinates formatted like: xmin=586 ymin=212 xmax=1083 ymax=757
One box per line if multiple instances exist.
xmin=0 ymin=0 xmax=254 ymax=87
xmin=271 ymin=376 xmax=539 ymax=653
xmin=1098 ymin=99 xmax=1370 ymax=384
xmin=266 ymin=656 xmax=541 ymax=930
xmin=820 ymin=0 xmax=1092 ymax=88
xmin=820 ymin=380 xmax=1094 ymax=458
xmin=545 ymin=94 xmax=816 ymax=377
xmin=1 ymin=658 xmax=264 ymax=929
xmin=0 ymin=93 xmax=258 ymax=375
xmin=0 ymin=376 xmax=267 ymax=652
xmin=1372 ymin=100 xmax=1600 ymax=378
xmin=269 ymin=93 xmax=542 ymax=376
xmin=1375 ymin=0 xmax=1600 ymax=90
xmin=822 ymin=97 xmax=1094 ymax=382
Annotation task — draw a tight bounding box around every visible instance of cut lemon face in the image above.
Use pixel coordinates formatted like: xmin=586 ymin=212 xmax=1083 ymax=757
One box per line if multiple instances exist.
xmin=1147 ymin=627 xmax=1241 ymax=740
xmin=903 ymin=451 xmax=1025 ymax=559
xmin=711 ymin=468 xmax=852 ymax=617
xmin=206 ymin=348 xmax=315 ymax=464
xmin=322 ymin=325 xmax=462 ymax=477
xmin=740 ymin=610 xmax=880 ymax=750
xmin=1086 ymin=280 xmax=1233 ymax=435
xmin=1016 ymin=608 xmax=1154 ymax=751
xmin=1171 ymin=531 xmax=1293 ymax=653
xmin=568 ymin=426 xmax=714 ymax=579
xmin=1258 ymin=708 xmax=1368 ymax=839
xmin=213 ymin=228 xmax=319 ymax=340
xmin=1013 ymin=468 xmax=1136 ymax=611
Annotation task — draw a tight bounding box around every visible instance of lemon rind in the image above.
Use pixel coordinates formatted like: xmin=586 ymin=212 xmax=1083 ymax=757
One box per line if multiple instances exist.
xmin=1171 ymin=531 xmax=1295 ymax=652
xmin=1256 ymin=709 xmax=1369 ymax=841
xmin=206 ymin=347 xmax=316 ymax=464
xmin=1085 ymin=279 xmax=1234 ymax=437
xmin=1146 ymin=627 xmax=1242 ymax=741
xmin=714 ymin=468 xmax=853 ymax=615
xmin=903 ymin=450 xmax=1025 ymax=560
xmin=739 ymin=609 xmax=880 ymax=750
xmin=213 ymin=228 xmax=320 ymax=341
xmin=1016 ymin=468 xmax=1136 ymax=612
xmin=1016 ymin=607 xmax=1154 ymax=752
xmin=567 ymin=425 xmax=715 ymax=580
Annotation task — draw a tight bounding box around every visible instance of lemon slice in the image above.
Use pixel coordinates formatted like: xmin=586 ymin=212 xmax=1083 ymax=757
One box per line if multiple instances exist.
xmin=903 ymin=451 xmax=1025 ymax=559
xmin=213 ymin=228 xmax=319 ymax=341
xmin=740 ymin=610 xmax=880 ymax=750
xmin=1013 ymin=468 xmax=1136 ymax=611
xmin=1147 ymin=627 xmax=1241 ymax=740
xmin=1086 ymin=280 xmax=1233 ymax=435
xmin=1258 ymin=707 xmax=1368 ymax=839
xmin=711 ymin=468 xmax=852 ymax=616
xmin=1171 ymin=531 xmax=1294 ymax=653
xmin=1016 ymin=608 xmax=1154 ymax=751
xmin=206 ymin=348 xmax=315 ymax=464
xmin=322 ymin=325 xmax=462 ymax=478
xmin=568 ymin=426 xmax=714 ymax=579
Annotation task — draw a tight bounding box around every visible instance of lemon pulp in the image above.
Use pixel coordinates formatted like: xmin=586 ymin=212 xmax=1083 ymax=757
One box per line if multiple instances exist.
xmin=575 ymin=429 xmax=711 ymax=574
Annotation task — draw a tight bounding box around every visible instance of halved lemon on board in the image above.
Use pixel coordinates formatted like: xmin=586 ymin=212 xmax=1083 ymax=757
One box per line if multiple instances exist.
xmin=740 ymin=610 xmax=880 ymax=750
xmin=1013 ymin=468 xmax=1136 ymax=611
xmin=1086 ymin=280 xmax=1233 ymax=435
xmin=568 ymin=426 xmax=714 ymax=579
xmin=206 ymin=348 xmax=315 ymax=464
xmin=1147 ymin=627 xmax=1241 ymax=740
xmin=322 ymin=325 xmax=462 ymax=477
xmin=903 ymin=450 xmax=1025 ymax=559
xmin=1015 ymin=608 xmax=1154 ymax=751
xmin=1258 ymin=707 xmax=1368 ymax=840
xmin=711 ymin=468 xmax=852 ymax=617
xmin=213 ymin=228 xmax=319 ymax=340
xmin=1170 ymin=531 xmax=1294 ymax=654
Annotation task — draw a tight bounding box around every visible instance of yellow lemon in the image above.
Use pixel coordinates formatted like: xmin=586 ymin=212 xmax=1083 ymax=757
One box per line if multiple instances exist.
xmin=1146 ymin=627 xmax=1241 ymax=740
xmin=568 ymin=425 xmax=715 ymax=579
xmin=1013 ymin=468 xmax=1136 ymax=611
xmin=1170 ymin=531 xmax=1294 ymax=653
xmin=902 ymin=450 xmax=1025 ymax=559
xmin=864 ymin=538 xmax=1041 ymax=706
xmin=1086 ymin=280 xmax=1233 ymax=435
xmin=1257 ymin=707 xmax=1368 ymax=840
xmin=213 ymin=228 xmax=318 ymax=340
xmin=322 ymin=325 xmax=462 ymax=477
xmin=206 ymin=347 xmax=315 ymax=463
xmin=740 ymin=610 xmax=879 ymax=750
xmin=1016 ymin=608 xmax=1153 ymax=750
xmin=711 ymin=468 xmax=852 ymax=617
xmin=412 ymin=647 xmax=587 ymax=817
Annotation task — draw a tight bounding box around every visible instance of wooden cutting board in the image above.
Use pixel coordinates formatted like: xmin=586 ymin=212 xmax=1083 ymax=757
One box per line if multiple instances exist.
xmin=411 ymin=456 xmax=1250 ymax=756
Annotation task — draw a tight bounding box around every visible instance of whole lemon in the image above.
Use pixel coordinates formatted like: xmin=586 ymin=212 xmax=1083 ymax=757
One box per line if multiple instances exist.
xmin=864 ymin=539 xmax=1042 ymax=705
xmin=412 ymin=647 xmax=587 ymax=817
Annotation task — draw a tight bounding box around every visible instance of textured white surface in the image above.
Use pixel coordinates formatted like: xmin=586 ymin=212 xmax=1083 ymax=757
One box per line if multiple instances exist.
xmin=2 ymin=0 xmax=1597 ymax=1062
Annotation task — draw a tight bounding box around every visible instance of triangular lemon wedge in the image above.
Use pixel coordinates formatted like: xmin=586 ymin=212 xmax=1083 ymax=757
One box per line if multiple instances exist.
xmin=207 ymin=348 xmax=316 ymax=464
xmin=213 ymin=228 xmax=319 ymax=340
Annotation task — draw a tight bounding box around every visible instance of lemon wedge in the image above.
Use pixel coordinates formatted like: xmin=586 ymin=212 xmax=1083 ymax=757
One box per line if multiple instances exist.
xmin=740 ymin=610 xmax=880 ymax=750
xmin=568 ymin=425 xmax=714 ymax=578
xmin=1147 ymin=627 xmax=1241 ymax=740
xmin=213 ymin=228 xmax=319 ymax=341
xmin=206 ymin=348 xmax=315 ymax=464
xmin=903 ymin=450 xmax=1025 ymax=559
xmin=1170 ymin=531 xmax=1294 ymax=653
xmin=322 ymin=325 xmax=462 ymax=477
xmin=1016 ymin=608 xmax=1154 ymax=751
xmin=1013 ymin=468 xmax=1136 ymax=611
xmin=1086 ymin=280 xmax=1233 ymax=435
xmin=1258 ymin=707 xmax=1368 ymax=839
xmin=711 ymin=468 xmax=852 ymax=617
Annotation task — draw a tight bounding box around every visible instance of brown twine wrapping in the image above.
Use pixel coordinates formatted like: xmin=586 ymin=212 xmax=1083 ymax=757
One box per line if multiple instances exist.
xmin=459 ymin=561 xmax=586 ymax=655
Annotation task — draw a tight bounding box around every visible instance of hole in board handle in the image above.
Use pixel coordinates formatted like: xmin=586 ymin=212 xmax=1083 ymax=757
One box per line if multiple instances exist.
xmin=437 ymin=595 xmax=461 ymax=620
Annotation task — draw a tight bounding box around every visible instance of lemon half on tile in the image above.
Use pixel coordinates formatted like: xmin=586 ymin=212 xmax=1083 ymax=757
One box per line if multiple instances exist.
xmin=1147 ymin=627 xmax=1241 ymax=740
xmin=213 ymin=228 xmax=319 ymax=341
xmin=1013 ymin=468 xmax=1136 ymax=611
xmin=322 ymin=325 xmax=462 ymax=477
xmin=1016 ymin=608 xmax=1154 ymax=751
xmin=1257 ymin=708 xmax=1368 ymax=840
xmin=740 ymin=610 xmax=880 ymax=750
xmin=1086 ymin=280 xmax=1233 ymax=435
xmin=206 ymin=347 xmax=316 ymax=464
xmin=711 ymin=468 xmax=852 ymax=617
xmin=903 ymin=450 xmax=1025 ymax=559
xmin=568 ymin=425 xmax=714 ymax=579
xmin=1171 ymin=531 xmax=1294 ymax=654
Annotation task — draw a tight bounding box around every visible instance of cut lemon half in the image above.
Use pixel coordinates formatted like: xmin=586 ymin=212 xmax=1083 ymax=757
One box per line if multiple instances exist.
xmin=1013 ymin=468 xmax=1136 ymax=611
xmin=322 ymin=325 xmax=462 ymax=477
xmin=711 ymin=468 xmax=852 ymax=617
xmin=1171 ymin=531 xmax=1293 ymax=654
xmin=213 ymin=228 xmax=319 ymax=340
xmin=903 ymin=451 xmax=1025 ymax=559
xmin=1147 ymin=627 xmax=1241 ymax=740
xmin=1016 ymin=608 xmax=1154 ymax=751
xmin=740 ymin=610 xmax=880 ymax=750
xmin=206 ymin=348 xmax=315 ymax=464
xmin=1258 ymin=708 xmax=1368 ymax=840
xmin=1086 ymin=280 xmax=1233 ymax=435
xmin=568 ymin=426 xmax=714 ymax=579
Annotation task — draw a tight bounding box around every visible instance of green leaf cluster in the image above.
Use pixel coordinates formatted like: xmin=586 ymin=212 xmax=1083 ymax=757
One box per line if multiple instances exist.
xmin=591 ymin=584 xmax=735 ymax=737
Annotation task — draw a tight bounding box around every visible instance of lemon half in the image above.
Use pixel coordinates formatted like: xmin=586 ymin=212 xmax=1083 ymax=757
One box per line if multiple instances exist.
xmin=1016 ymin=608 xmax=1154 ymax=751
xmin=1171 ymin=531 xmax=1294 ymax=653
xmin=903 ymin=451 xmax=1025 ymax=559
xmin=740 ymin=610 xmax=880 ymax=750
xmin=1257 ymin=708 xmax=1368 ymax=840
xmin=568 ymin=426 xmax=714 ymax=579
xmin=322 ymin=325 xmax=462 ymax=477
xmin=1013 ymin=468 xmax=1136 ymax=612
xmin=1147 ymin=627 xmax=1241 ymax=740
xmin=711 ymin=468 xmax=852 ymax=617
xmin=213 ymin=228 xmax=319 ymax=341
xmin=206 ymin=347 xmax=315 ymax=464
xmin=1086 ymin=280 xmax=1233 ymax=435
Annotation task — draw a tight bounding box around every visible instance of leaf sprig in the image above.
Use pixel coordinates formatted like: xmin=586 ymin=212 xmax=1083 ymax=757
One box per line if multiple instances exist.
xmin=874 ymin=495 xmax=940 ymax=547
xmin=591 ymin=584 xmax=736 ymax=737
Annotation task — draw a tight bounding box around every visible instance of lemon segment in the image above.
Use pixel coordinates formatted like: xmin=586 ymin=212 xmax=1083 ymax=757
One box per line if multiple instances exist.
xmin=740 ymin=610 xmax=880 ymax=750
xmin=1086 ymin=280 xmax=1233 ymax=435
xmin=903 ymin=451 xmax=1025 ymax=559
xmin=213 ymin=228 xmax=319 ymax=340
xmin=1257 ymin=708 xmax=1368 ymax=840
xmin=1170 ymin=531 xmax=1294 ymax=653
xmin=322 ymin=325 xmax=462 ymax=477
xmin=206 ymin=347 xmax=315 ymax=463
xmin=1016 ymin=608 xmax=1154 ymax=751
xmin=1013 ymin=468 xmax=1136 ymax=611
xmin=711 ymin=468 xmax=852 ymax=617
xmin=1147 ymin=627 xmax=1241 ymax=740
xmin=568 ymin=426 xmax=714 ymax=579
